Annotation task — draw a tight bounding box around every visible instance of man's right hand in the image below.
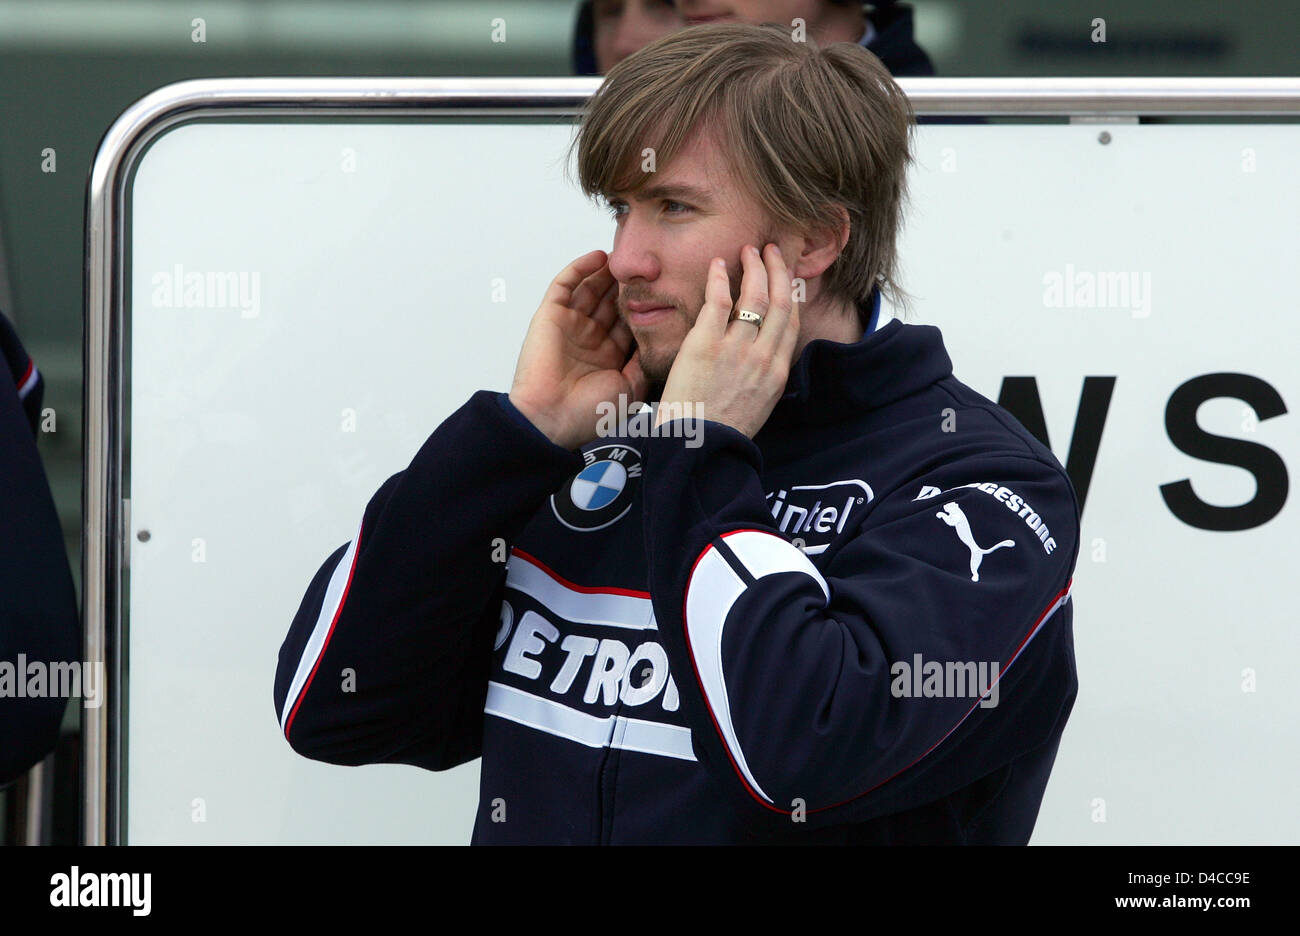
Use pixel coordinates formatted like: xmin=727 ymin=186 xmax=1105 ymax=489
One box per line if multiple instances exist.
xmin=508 ymin=250 xmax=647 ymax=451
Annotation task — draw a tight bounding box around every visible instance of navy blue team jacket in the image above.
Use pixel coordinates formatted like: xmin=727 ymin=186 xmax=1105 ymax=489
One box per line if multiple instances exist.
xmin=1 ymin=311 xmax=79 ymax=785
xmin=275 ymin=309 xmax=1080 ymax=844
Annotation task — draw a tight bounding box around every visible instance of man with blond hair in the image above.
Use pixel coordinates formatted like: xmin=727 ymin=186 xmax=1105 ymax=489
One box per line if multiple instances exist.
xmin=276 ymin=24 xmax=1079 ymax=844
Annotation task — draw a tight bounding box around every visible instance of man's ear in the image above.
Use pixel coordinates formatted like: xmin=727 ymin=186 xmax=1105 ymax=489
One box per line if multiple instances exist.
xmin=790 ymin=205 xmax=851 ymax=280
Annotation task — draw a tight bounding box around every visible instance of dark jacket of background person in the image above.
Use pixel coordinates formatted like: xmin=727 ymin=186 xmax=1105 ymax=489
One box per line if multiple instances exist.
xmin=572 ymin=1 xmax=935 ymax=77
xmin=0 ymin=311 xmax=79 ymax=785
xmin=862 ymin=0 xmax=934 ymax=76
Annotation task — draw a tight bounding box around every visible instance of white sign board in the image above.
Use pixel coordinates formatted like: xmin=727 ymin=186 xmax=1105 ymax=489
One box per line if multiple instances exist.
xmin=125 ymin=118 xmax=1298 ymax=844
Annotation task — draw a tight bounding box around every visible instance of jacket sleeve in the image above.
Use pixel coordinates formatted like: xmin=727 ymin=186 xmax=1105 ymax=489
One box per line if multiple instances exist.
xmin=274 ymin=390 xmax=583 ymax=770
xmin=639 ymin=420 xmax=1079 ymax=823
xmin=1 ymin=311 xmax=78 ymax=786
xmin=0 ymin=311 xmax=43 ymax=433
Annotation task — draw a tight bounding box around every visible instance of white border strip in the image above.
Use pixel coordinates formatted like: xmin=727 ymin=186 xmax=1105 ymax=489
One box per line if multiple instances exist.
xmin=278 ymin=524 xmax=361 ymax=734
xmin=506 ymin=552 xmax=655 ymax=630
xmin=684 ymin=531 xmax=834 ymax=803
xmin=16 ymin=362 xmax=38 ymax=399
xmin=485 ymin=681 xmax=695 ymax=762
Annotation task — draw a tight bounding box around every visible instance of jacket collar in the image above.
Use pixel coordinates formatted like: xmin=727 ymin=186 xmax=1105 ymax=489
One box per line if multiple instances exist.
xmin=759 ymin=293 xmax=953 ymax=433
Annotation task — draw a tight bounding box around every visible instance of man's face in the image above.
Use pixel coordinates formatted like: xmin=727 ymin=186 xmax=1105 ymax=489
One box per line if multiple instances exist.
xmin=675 ymin=0 xmax=827 ymax=27
xmin=607 ymin=129 xmax=788 ymax=386
xmin=592 ymin=0 xmax=684 ymax=74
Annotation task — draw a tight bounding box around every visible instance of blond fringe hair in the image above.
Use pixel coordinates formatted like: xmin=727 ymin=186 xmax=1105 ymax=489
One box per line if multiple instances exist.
xmin=571 ymin=22 xmax=916 ymax=325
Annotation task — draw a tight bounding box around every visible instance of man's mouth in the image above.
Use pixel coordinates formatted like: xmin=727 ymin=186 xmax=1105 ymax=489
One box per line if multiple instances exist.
xmin=627 ymin=305 xmax=675 ymax=325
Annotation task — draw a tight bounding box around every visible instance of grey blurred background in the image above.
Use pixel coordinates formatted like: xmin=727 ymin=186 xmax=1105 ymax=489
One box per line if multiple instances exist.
xmin=0 ymin=0 xmax=1296 ymax=844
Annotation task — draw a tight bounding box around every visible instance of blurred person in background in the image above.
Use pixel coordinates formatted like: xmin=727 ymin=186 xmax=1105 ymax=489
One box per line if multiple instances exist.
xmin=573 ymin=0 xmax=685 ymax=75
xmin=574 ymin=0 xmax=932 ymax=76
xmin=0 ymin=310 xmax=79 ymax=787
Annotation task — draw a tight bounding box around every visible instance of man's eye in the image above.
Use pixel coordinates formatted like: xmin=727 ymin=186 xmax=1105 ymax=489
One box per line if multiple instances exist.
xmin=603 ymin=199 xmax=690 ymax=219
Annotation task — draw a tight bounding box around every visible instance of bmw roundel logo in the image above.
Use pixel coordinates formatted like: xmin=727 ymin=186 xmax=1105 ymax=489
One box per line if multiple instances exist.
xmin=551 ymin=444 xmax=642 ymax=532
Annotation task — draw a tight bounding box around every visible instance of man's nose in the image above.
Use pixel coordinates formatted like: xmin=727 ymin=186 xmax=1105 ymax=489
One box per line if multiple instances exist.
xmin=607 ymin=217 xmax=660 ymax=286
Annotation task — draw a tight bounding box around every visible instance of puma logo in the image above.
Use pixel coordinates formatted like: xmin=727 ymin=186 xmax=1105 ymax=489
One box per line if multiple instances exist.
xmin=936 ymin=502 xmax=1015 ymax=582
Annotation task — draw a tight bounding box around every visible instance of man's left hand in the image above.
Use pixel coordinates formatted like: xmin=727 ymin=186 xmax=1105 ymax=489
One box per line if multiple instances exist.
xmin=653 ymin=243 xmax=800 ymax=439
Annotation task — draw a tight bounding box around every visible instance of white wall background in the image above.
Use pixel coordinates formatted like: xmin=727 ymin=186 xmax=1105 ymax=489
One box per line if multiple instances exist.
xmin=127 ymin=119 xmax=1298 ymax=844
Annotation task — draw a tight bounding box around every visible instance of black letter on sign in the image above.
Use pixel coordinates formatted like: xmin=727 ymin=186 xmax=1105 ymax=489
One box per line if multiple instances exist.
xmin=997 ymin=376 xmax=1115 ymax=516
xmin=1160 ymin=373 xmax=1288 ymax=531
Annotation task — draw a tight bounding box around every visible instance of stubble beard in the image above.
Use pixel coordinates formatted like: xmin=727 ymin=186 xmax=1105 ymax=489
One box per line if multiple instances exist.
xmin=625 ymin=304 xmax=690 ymax=394
xmin=632 ymin=333 xmax=674 ymax=403
xmin=637 ymin=334 xmax=673 ymax=382
xmin=623 ymin=263 xmax=744 ymax=396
